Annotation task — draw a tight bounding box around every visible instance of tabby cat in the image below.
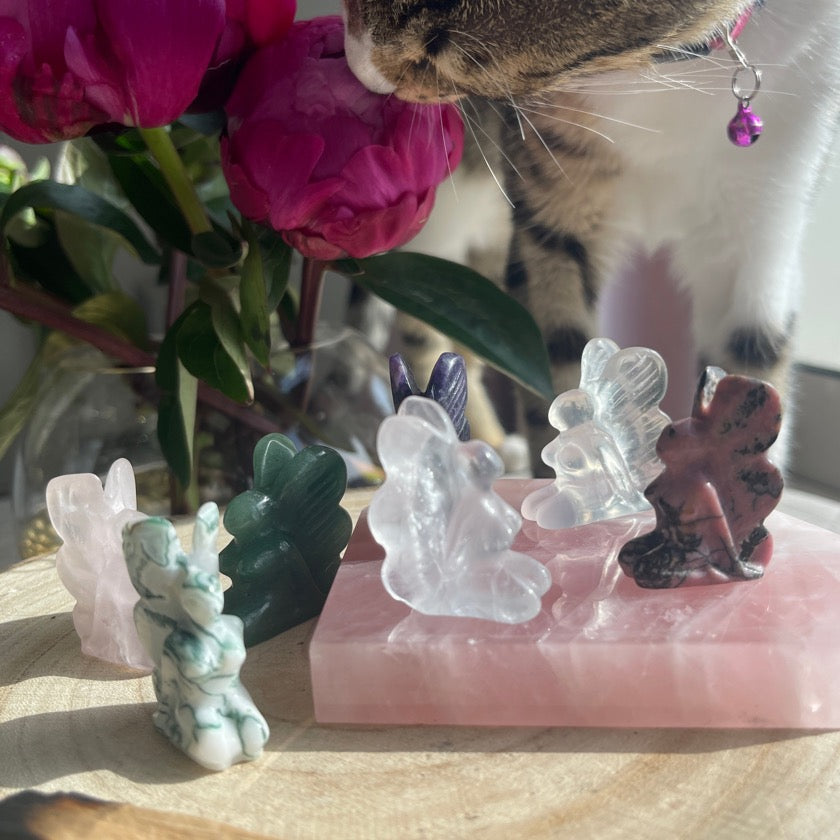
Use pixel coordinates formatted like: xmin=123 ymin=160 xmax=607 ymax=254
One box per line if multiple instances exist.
xmin=342 ymin=0 xmax=840 ymax=474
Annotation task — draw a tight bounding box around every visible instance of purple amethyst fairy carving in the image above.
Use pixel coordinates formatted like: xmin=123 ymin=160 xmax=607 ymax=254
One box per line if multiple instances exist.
xmin=389 ymin=352 xmax=470 ymax=440
xmin=618 ymin=367 xmax=784 ymax=588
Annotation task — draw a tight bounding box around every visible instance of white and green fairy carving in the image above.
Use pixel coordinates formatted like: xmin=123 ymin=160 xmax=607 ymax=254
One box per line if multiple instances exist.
xmin=123 ymin=502 xmax=269 ymax=771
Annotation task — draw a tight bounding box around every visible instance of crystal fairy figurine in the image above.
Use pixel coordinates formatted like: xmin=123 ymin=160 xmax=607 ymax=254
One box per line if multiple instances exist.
xmin=220 ymin=433 xmax=352 ymax=647
xmin=370 ymin=396 xmax=551 ymax=624
xmin=46 ymin=458 xmax=151 ymax=671
xmin=123 ymin=503 xmax=269 ymax=770
xmin=522 ymin=338 xmax=669 ymax=529
xmin=390 ymin=352 xmax=470 ymax=440
xmin=619 ymin=367 xmax=784 ymax=588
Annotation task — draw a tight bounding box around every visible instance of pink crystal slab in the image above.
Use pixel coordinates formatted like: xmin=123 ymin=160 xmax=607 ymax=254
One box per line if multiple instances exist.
xmin=311 ymin=479 xmax=840 ymax=728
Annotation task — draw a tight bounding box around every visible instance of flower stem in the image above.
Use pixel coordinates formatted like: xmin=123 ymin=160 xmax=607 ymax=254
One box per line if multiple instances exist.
xmin=139 ymin=126 xmax=212 ymax=236
xmin=293 ymin=258 xmax=325 ymax=348
xmin=0 ymin=271 xmax=278 ymax=436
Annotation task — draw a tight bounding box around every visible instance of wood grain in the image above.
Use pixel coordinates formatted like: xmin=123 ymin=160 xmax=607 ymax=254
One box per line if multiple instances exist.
xmin=2 ymin=489 xmax=840 ymax=839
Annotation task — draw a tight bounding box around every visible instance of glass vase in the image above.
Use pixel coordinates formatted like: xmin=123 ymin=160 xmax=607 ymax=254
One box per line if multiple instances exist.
xmin=12 ymin=346 xmax=167 ymax=558
xmin=12 ymin=328 xmax=392 ymax=558
xmin=260 ymin=325 xmax=392 ymax=488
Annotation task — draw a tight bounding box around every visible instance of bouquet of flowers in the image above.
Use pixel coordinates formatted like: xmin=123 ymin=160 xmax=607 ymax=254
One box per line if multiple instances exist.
xmin=0 ymin=1 xmax=552 ymax=508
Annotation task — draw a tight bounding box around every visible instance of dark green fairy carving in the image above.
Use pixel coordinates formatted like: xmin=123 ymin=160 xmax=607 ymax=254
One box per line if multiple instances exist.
xmin=221 ymin=434 xmax=352 ymax=646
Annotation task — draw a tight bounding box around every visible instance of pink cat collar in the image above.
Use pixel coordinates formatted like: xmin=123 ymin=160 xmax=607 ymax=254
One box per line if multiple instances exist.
xmin=654 ymin=2 xmax=760 ymax=62
xmin=709 ymin=4 xmax=757 ymax=50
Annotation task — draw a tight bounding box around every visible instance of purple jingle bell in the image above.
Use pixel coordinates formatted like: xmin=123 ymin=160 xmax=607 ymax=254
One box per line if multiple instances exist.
xmin=727 ymin=100 xmax=763 ymax=147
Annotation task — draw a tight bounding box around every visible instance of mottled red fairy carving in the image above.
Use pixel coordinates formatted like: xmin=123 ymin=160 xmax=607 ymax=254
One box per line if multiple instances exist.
xmin=619 ymin=367 xmax=784 ymax=588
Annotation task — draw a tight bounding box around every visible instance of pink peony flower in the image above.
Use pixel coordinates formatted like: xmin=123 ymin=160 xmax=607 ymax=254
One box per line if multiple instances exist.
xmin=215 ymin=0 xmax=296 ymax=64
xmin=193 ymin=0 xmax=296 ymax=112
xmin=221 ymin=16 xmax=464 ymax=260
xmin=0 ymin=0 xmax=226 ymax=143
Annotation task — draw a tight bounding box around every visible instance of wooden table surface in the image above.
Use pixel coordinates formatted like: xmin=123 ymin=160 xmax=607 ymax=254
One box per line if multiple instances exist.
xmin=3 ymin=488 xmax=840 ymax=839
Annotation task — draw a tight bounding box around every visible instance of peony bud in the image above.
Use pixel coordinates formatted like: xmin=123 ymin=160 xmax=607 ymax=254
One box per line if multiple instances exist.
xmin=0 ymin=0 xmax=226 ymax=143
xmin=221 ymin=16 xmax=464 ymax=260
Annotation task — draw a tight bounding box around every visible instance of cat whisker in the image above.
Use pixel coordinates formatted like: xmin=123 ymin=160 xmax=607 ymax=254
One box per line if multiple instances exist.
xmin=653 ymin=43 xmax=734 ymax=68
xmin=448 ymin=27 xmax=525 ymax=108
xmin=553 ymin=72 xmax=665 ymax=89
xmin=512 ymin=103 xmax=526 ymax=141
xmin=547 ymin=65 xmax=748 ymax=96
xmin=406 ymin=59 xmax=435 ymax=147
xmin=556 ymin=72 xmax=707 ymax=94
xmin=460 ymin=99 xmax=525 ymax=179
xmin=516 ymin=105 xmax=615 ymax=146
xmin=646 ymin=66 xmax=734 ymax=95
xmin=407 ymin=103 xmax=420 ymax=147
xmin=524 ymin=98 xmax=661 ymax=133
xmin=554 ymin=83 xmax=707 ymax=95
xmin=458 ymin=105 xmax=516 ymax=207
xmin=650 ymin=67 xmax=796 ymax=98
xmin=383 ymin=59 xmax=415 ymax=107
xmin=447 ymin=27 xmax=504 ymax=60
xmin=437 ymin=75 xmax=459 ymax=197
xmin=647 ymin=71 xmax=717 ymax=95
xmin=661 ymin=85 xmax=796 ymax=96
xmin=446 ymin=37 xmax=503 ymax=99
xmin=511 ymin=104 xmax=571 ymax=181
xmin=659 ymin=61 xmax=788 ymax=76
xmin=468 ymin=45 xmax=534 ymax=136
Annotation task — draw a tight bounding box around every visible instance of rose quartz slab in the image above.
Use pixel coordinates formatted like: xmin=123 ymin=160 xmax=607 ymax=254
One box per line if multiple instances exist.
xmin=311 ymin=479 xmax=840 ymax=728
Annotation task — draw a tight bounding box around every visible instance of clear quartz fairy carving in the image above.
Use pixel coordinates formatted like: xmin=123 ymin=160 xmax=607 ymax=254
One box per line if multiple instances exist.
xmin=370 ymin=396 xmax=551 ymax=624
xmin=521 ymin=338 xmax=669 ymax=529
xmin=46 ymin=458 xmax=152 ymax=671
xmin=123 ymin=503 xmax=269 ymax=771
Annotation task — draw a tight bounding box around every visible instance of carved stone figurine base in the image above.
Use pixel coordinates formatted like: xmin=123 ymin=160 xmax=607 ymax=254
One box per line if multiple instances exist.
xmin=311 ymin=479 xmax=840 ymax=728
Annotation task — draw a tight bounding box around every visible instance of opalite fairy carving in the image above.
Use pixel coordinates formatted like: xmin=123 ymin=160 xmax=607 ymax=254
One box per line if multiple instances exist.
xmin=389 ymin=351 xmax=470 ymax=440
xmin=619 ymin=367 xmax=784 ymax=587
xmin=522 ymin=338 xmax=669 ymax=529
xmin=46 ymin=458 xmax=151 ymax=671
xmin=370 ymin=396 xmax=551 ymax=624
xmin=123 ymin=503 xmax=269 ymax=770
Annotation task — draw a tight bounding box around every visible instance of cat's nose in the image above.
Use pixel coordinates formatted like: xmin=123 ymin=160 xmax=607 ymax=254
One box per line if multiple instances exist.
xmin=424 ymin=28 xmax=450 ymax=57
xmin=344 ymin=28 xmax=397 ymax=94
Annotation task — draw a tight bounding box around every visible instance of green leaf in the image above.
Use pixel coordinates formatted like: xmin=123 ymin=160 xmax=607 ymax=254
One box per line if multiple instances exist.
xmin=0 ymin=146 xmax=30 ymax=196
xmin=341 ymin=252 xmax=554 ymax=400
xmin=175 ymin=300 xmax=252 ymax=404
xmin=107 ymin=153 xmax=194 ymax=254
xmin=110 ymin=151 xmax=239 ymax=266
xmin=91 ymin=129 xmax=147 ymax=156
xmin=208 ymin=292 xmax=254 ymax=401
xmin=59 ymin=138 xmax=129 ymax=208
xmin=0 ymin=181 xmax=160 ymax=264
xmin=191 ymin=228 xmax=242 ymax=268
xmin=7 ymin=232 xmax=93 ymax=304
xmin=240 ymin=224 xmax=271 ymax=366
xmin=156 ymin=313 xmax=197 ymax=488
xmin=72 ymin=292 xmax=149 ymax=349
xmin=54 ymin=209 xmax=119 ymax=294
xmin=257 ymin=228 xmax=293 ymax=310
